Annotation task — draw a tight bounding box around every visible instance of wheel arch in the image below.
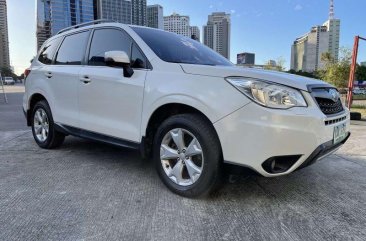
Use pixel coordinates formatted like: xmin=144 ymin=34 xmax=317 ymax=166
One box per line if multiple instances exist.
xmin=141 ymin=103 xmax=222 ymax=159
xmin=26 ymin=93 xmax=48 ymax=126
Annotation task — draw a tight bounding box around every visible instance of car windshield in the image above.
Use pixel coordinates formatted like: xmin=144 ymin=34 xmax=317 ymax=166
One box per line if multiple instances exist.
xmin=131 ymin=27 xmax=233 ymax=67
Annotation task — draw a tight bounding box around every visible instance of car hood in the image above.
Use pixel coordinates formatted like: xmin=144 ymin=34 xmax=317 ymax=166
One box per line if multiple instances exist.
xmin=180 ymin=64 xmax=332 ymax=91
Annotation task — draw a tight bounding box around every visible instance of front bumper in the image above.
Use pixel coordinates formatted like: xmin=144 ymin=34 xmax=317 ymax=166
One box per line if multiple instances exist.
xmin=213 ymin=102 xmax=350 ymax=177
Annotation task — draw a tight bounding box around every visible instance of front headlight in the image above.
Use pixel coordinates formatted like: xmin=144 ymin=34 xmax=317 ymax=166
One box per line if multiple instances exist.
xmin=226 ymin=77 xmax=307 ymax=109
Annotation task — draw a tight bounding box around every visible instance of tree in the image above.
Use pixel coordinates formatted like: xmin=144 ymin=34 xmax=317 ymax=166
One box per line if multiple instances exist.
xmin=0 ymin=67 xmax=18 ymax=80
xmin=264 ymin=57 xmax=286 ymax=72
xmin=356 ymin=65 xmax=366 ymax=81
xmin=319 ymin=48 xmax=352 ymax=88
xmin=288 ymin=69 xmax=318 ymax=79
xmin=275 ymin=57 xmax=286 ymax=72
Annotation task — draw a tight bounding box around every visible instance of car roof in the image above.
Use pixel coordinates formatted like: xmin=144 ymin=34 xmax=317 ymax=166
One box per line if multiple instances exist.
xmin=42 ymin=21 xmax=127 ymax=46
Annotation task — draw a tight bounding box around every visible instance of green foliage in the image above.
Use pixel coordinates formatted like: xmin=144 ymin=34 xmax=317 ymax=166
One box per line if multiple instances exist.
xmin=356 ymin=65 xmax=366 ymax=80
xmin=264 ymin=57 xmax=286 ymax=72
xmin=0 ymin=66 xmax=18 ymax=80
xmin=288 ymin=69 xmax=318 ymax=79
xmin=319 ymin=48 xmax=352 ymax=88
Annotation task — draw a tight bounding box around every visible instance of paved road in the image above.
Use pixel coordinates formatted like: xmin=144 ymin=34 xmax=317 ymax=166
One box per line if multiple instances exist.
xmin=1 ymin=87 xmax=366 ymax=240
xmin=0 ymin=84 xmax=27 ymax=131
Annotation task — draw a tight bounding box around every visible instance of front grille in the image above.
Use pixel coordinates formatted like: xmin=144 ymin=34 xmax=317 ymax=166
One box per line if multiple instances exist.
xmin=308 ymin=86 xmax=344 ymax=115
xmin=315 ymin=97 xmax=344 ymax=115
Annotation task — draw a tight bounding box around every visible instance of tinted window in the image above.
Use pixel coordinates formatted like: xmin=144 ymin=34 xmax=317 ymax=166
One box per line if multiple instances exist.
xmin=131 ymin=43 xmax=146 ymax=69
xmin=38 ymin=37 xmax=62 ymax=65
xmin=131 ymin=27 xmax=233 ymax=66
xmin=55 ymin=31 xmax=90 ymax=65
xmin=88 ymin=29 xmax=132 ymax=66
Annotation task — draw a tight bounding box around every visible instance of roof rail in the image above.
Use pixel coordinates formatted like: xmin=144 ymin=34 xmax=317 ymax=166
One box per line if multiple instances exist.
xmin=57 ymin=19 xmax=115 ymax=35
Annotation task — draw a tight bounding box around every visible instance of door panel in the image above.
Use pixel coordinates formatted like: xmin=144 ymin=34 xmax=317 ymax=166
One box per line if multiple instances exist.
xmin=48 ymin=66 xmax=80 ymax=127
xmin=79 ymin=67 xmax=146 ymax=142
xmin=49 ymin=30 xmax=90 ymax=127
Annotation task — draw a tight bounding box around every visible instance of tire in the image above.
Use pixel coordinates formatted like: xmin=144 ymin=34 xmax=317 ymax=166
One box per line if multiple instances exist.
xmin=31 ymin=100 xmax=65 ymax=149
xmin=153 ymin=114 xmax=222 ymax=197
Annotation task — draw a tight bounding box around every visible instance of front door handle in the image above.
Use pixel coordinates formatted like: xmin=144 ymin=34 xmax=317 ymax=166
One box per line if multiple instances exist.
xmin=45 ymin=72 xmax=52 ymax=78
xmin=80 ymin=76 xmax=91 ymax=84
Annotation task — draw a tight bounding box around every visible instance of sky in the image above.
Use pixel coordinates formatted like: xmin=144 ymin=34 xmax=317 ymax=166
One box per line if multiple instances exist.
xmin=7 ymin=0 xmax=366 ymax=75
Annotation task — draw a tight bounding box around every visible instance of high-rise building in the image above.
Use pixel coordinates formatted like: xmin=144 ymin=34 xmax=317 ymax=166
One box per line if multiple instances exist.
xmin=0 ymin=0 xmax=10 ymax=68
xmin=323 ymin=18 xmax=341 ymax=61
xmin=203 ymin=12 xmax=231 ymax=59
xmin=237 ymin=53 xmax=255 ymax=65
xmin=290 ymin=0 xmax=340 ymax=72
xmin=97 ymin=0 xmax=132 ymax=24
xmin=164 ymin=13 xmax=190 ymax=37
xmin=147 ymin=4 xmax=163 ymax=29
xmin=132 ymin=0 xmax=146 ymax=26
xmin=190 ymin=26 xmax=200 ymax=41
xmin=36 ymin=0 xmax=95 ymax=50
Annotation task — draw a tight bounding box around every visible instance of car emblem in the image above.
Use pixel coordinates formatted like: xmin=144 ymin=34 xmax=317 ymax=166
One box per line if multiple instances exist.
xmin=328 ymin=89 xmax=340 ymax=102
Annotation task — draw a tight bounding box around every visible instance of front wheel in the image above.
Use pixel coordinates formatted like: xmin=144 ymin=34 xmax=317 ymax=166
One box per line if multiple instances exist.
xmin=153 ymin=114 xmax=222 ymax=197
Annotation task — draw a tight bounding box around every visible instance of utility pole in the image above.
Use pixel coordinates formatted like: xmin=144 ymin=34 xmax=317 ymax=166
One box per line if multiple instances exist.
xmin=0 ymin=71 xmax=8 ymax=104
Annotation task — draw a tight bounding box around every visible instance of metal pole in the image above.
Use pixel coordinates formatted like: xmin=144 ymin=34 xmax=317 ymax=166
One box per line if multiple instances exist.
xmin=347 ymin=36 xmax=359 ymax=109
xmin=0 ymin=71 xmax=8 ymax=104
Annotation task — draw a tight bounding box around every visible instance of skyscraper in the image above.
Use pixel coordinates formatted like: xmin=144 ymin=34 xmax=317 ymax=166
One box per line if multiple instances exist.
xmin=147 ymin=4 xmax=163 ymax=29
xmin=0 ymin=0 xmax=10 ymax=68
xmin=36 ymin=0 xmax=95 ymax=50
xmin=97 ymin=0 xmax=132 ymax=24
xmin=203 ymin=12 xmax=231 ymax=59
xmin=164 ymin=13 xmax=190 ymax=37
xmin=190 ymin=26 xmax=200 ymax=42
xmin=290 ymin=0 xmax=340 ymax=72
xmin=132 ymin=0 xmax=146 ymax=26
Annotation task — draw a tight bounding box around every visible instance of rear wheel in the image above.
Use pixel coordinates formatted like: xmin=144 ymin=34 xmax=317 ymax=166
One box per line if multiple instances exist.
xmin=31 ymin=100 xmax=65 ymax=149
xmin=153 ymin=114 xmax=222 ymax=197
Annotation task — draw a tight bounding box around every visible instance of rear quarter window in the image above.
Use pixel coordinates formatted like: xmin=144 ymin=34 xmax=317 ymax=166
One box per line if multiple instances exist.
xmin=38 ymin=37 xmax=62 ymax=65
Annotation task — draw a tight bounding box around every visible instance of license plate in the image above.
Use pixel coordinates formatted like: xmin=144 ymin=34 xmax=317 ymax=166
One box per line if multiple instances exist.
xmin=333 ymin=123 xmax=347 ymax=144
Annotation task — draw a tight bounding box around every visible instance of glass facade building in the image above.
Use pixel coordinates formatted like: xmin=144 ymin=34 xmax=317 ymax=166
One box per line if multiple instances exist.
xmin=97 ymin=0 xmax=132 ymax=24
xmin=147 ymin=4 xmax=163 ymax=29
xmin=37 ymin=0 xmax=95 ymax=50
xmin=132 ymin=0 xmax=146 ymax=26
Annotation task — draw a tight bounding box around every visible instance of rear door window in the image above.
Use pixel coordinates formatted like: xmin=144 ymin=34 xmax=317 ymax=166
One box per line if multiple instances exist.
xmin=55 ymin=31 xmax=90 ymax=65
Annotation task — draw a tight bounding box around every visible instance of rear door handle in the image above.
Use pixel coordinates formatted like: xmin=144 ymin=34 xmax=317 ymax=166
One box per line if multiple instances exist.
xmin=80 ymin=76 xmax=91 ymax=84
xmin=45 ymin=72 xmax=52 ymax=78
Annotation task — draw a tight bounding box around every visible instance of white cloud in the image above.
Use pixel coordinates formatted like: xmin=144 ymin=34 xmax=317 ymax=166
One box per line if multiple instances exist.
xmin=231 ymin=9 xmax=236 ymax=14
xmin=294 ymin=4 xmax=303 ymax=11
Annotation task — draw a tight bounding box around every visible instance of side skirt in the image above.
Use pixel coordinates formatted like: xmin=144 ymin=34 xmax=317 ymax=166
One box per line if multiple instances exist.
xmin=54 ymin=123 xmax=141 ymax=150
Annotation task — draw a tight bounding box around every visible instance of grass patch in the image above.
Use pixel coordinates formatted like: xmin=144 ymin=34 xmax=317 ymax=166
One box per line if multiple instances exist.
xmin=351 ymin=104 xmax=366 ymax=109
xmin=353 ymin=95 xmax=366 ymax=100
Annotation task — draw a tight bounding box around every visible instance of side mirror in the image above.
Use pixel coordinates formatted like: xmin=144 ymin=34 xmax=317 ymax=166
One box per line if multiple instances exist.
xmin=105 ymin=51 xmax=134 ymax=78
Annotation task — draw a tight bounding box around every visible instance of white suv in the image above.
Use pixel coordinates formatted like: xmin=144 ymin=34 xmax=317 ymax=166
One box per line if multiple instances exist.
xmin=4 ymin=77 xmax=15 ymax=85
xmin=23 ymin=21 xmax=350 ymax=197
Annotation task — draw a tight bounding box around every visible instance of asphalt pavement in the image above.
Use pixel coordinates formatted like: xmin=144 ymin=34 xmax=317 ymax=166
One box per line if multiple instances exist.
xmin=1 ymin=85 xmax=366 ymax=241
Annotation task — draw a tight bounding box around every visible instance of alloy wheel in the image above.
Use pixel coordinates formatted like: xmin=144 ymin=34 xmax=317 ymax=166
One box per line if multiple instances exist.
xmin=160 ymin=128 xmax=204 ymax=186
xmin=33 ymin=108 xmax=49 ymax=142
